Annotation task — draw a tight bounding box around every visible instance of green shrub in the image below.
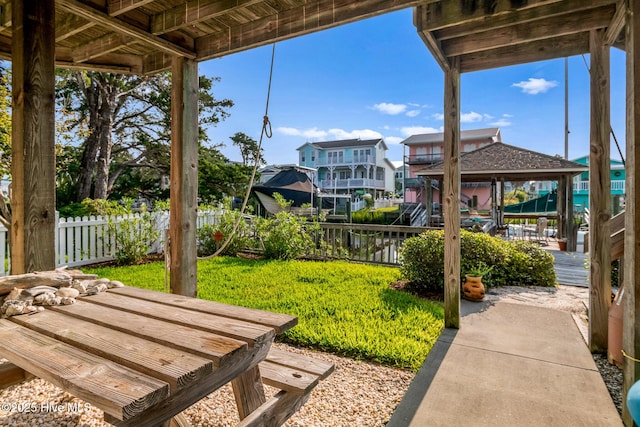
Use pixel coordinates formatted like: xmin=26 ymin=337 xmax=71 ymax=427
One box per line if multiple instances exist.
xmin=254 ymin=193 xmax=320 ymax=260
xmin=197 ymin=209 xmax=251 ymax=257
xmin=399 ymin=229 xmax=556 ymax=295
xmin=109 ymin=209 xmax=160 ymax=265
xmin=59 ymin=198 xmax=130 ymax=218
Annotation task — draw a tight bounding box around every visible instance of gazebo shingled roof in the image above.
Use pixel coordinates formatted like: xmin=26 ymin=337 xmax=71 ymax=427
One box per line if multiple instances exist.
xmin=415 ymin=142 xmax=588 ymax=182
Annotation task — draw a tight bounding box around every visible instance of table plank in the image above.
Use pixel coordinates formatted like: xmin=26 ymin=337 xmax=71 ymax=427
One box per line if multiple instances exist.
xmin=49 ymin=301 xmax=250 ymax=366
xmin=10 ymin=309 xmax=213 ymax=391
xmin=0 ymin=319 xmax=169 ymax=421
xmin=79 ymin=291 xmax=276 ymax=346
xmin=109 ymin=286 xmax=298 ymax=334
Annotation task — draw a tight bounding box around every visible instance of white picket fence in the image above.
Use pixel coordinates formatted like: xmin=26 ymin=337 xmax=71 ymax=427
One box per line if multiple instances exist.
xmin=0 ymin=210 xmax=221 ymax=276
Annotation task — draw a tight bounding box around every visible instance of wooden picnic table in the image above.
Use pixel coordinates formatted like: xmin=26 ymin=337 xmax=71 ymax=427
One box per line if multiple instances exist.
xmin=0 ymin=285 xmax=301 ymax=426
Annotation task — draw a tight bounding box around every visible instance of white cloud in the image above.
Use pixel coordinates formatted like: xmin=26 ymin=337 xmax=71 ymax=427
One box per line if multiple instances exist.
xmin=372 ymin=102 xmax=407 ymax=115
xmin=276 ymin=127 xmax=328 ymax=139
xmin=512 ymin=78 xmax=558 ymax=95
xmin=385 ymin=136 xmax=405 ymax=145
xmin=400 ymin=126 xmax=441 ymax=136
xmin=327 ymin=128 xmax=383 ymax=140
xmin=503 ymin=113 xmax=514 ymax=118
xmin=461 ymin=111 xmax=484 ymax=123
xmin=432 ymin=113 xmax=444 ymax=121
xmin=406 ymin=110 xmax=421 ymax=118
xmin=491 ymin=118 xmax=512 ymax=127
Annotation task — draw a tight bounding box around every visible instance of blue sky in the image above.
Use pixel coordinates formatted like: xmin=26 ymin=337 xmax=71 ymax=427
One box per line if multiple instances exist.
xmin=199 ymin=8 xmax=627 ymax=166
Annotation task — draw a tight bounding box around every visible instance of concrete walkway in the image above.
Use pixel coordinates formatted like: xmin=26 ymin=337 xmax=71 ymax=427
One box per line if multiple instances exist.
xmin=388 ymin=300 xmax=622 ymax=427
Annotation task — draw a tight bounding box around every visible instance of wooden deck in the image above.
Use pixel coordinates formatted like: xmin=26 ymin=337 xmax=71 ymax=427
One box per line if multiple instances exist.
xmin=545 ymin=242 xmax=589 ymax=287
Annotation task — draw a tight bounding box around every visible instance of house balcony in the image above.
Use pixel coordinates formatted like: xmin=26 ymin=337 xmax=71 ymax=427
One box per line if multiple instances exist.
xmin=573 ymin=180 xmax=625 ymax=194
xmin=405 ymin=153 xmax=444 ymax=165
xmin=318 ymin=178 xmax=385 ymax=191
xmin=404 ymin=177 xmax=426 ymax=189
xmin=315 ymin=156 xmax=376 ymax=168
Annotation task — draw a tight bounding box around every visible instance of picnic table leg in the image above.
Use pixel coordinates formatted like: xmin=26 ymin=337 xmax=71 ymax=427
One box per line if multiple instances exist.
xmin=231 ymin=366 xmax=267 ymax=419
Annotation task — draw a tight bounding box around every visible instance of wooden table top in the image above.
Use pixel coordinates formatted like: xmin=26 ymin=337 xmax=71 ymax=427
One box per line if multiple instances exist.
xmin=0 ymin=286 xmax=297 ymax=426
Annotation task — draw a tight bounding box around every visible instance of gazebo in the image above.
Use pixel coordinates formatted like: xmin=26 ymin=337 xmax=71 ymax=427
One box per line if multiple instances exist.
xmin=3 ymin=1 xmax=640 ymax=423
xmin=415 ymin=141 xmax=589 ymax=249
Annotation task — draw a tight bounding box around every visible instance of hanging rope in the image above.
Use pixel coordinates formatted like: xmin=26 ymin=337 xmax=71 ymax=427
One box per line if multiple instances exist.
xmin=580 ymin=54 xmax=625 ymax=165
xmin=198 ymin=43 xmax=277 ymax=260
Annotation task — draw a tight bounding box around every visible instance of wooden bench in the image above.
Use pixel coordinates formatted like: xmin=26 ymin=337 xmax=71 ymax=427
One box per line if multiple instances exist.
xmin=0 ymin=346 xmax=335 ymax=427
xmin=237 ymin=347 xmax=335 ymax=427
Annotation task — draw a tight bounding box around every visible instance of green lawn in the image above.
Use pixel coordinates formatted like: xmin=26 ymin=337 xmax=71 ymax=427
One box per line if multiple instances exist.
xmin=86 ymin=257 xmax=444 ymax=371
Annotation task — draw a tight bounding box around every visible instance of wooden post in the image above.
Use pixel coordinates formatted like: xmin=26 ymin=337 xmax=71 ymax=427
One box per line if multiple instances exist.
xmin=566 ymin=175 xmax=576 ymax=251
xmin=624 ymin=1 xmax=640 ymax=424
xmin=589 ymin=28 xmax=612 ymax=353
xmin=426 ymin=176 xmax=433 ymax=226
xmin=557 ymin=176 xmax=566 ymax=240
xmin=170 ymin=57 xmax=199 ymax=297
xmin=10 ymin=0 xmax=56 ymax=274
xmin=443 ymin=57 xmax=461 ymax=329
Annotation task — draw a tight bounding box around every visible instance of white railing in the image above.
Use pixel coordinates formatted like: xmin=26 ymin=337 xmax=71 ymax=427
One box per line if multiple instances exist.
xmin=0 ymin=210 xmax=221 ymax=276
xmin=573 ymin=180 xmax=625 ymax=192
xmin=318 ymin=178 xmax=385 ymax=190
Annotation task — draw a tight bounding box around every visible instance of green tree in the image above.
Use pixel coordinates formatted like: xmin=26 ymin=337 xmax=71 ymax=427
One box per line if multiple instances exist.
xmin=198 ymin=145 xmax=254 ymax=203
xmin=55 ymin=71 xmax=233 ymax=202
xmin=230 ymin=132 xmax=264 ymax=166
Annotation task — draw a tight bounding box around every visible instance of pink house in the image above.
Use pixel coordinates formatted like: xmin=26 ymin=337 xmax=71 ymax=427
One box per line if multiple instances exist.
xmin=401 ymin=128 xmax=502 ymax=209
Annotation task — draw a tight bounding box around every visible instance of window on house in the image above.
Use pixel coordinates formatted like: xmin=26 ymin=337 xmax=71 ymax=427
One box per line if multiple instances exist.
xmin=311 ymin=150 xmax=316 ymax=162
xmin=300 ymin=152 xmax=306 ymax=163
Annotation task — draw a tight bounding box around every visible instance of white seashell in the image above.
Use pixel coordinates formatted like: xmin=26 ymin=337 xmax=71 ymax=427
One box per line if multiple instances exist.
xmin=6 ymin=288 xmax=23 ymax=301
xmin=23 ymin=286 xmax=58 ymax=298
xmin=37 ymin=306 xmax=45 ymax=312
xmin=96 ymin=278 xmax=110 ymax=284
xmin=34 ymin=293 xmax=54 ymax=304
xmin=56 ymin=288 xmax=79 ymax=299
xmin=59 ymin=297 xmax=75 ymax=305
xmin=108 ymin=280 xmax=125 ymax=288
xmin=72 ymin=281 xmax=87 ymax=294
xmin=25 ymin=305 xmax=38 ymax=313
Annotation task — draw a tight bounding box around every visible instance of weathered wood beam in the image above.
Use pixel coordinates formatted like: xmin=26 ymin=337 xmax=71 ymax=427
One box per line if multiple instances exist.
xmin=433 ymin=0 xmax=617 ymax=41
xmin=623 ymin=1 xmax=640 ymax=423
xmin=11 ymin=0 xmax=56 ymax=274
xmin=441 ymin=5 xmax=615 ymax=57
xmin=55 ymin=14 xmax=94 ymax=43
xmin=151 ymin=0 xmax=264 ymax=35
xmin=170 ymin=57 xmax=199 ymax=298
xmin=415 ymin=5 xmax=450 ymax=72
xmin=0 ymin=2 xmax=10 ymax=31
xmin=56 ymin=47 xmax=143 ymax=74
xmin=108 ymin=0 xmax=156 ymax=16
xmin=196 ymin=0 xmax=430 ymax=61
xmin=605 ymin=1 xmax=627 ymax=46
xmin=421 ymin=0 xmax=567 ymax=30
xmin=72 ymin=34 xmax=131 ymax=63
xmin=557 ymin=176 xmax=566 ymax=240
xmin=588 ymin=28 xmax=611 ymax=353
xmin=459 ymin=32 xmax=589 ymax=73
xmin=143 ymin=52 xmax=173 ymax=75
xmin=57 ymin=0 xmax=196 ymax=59
xmin=443 ymin=56 xmax=460 ymax=329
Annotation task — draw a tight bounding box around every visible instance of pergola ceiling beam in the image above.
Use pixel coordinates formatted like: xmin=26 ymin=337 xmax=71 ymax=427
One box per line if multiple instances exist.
xmin=58 ymin=0 xmax=197 ymax=59
xmin=440 ymin=5 xmax=615 ymax=57
xmin=55 ymin=14 xmax=94 ymax=42
xmin=150 ymin=0 xmax=264 ymax=35
xmin=0 ymin=2 xmax=10 ymax=31
xmin=458 ymin=32 xmax=589 ymax=73
xmin=421 ymin=0 xmax=567 ymax=30
xmin=72 ymin=34 xmax=131 ymax=63
xmin=108 ymin=0 xmax=156 ymax=16
xmin=196 ymin=0 xmax=431 ymax=60
xmin=433 ymin=0 xmax=618 ymax=41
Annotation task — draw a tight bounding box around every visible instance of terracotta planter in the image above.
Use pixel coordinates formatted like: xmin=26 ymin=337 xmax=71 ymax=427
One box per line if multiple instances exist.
xmin=558 ymin=240 xmax=567 ymax=251
xmin=463 ymin=275 xmax=485 ymax=301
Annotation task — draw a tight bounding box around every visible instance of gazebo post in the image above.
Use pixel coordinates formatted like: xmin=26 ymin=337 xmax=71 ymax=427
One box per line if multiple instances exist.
xmin=588 ymin=28 xmax=611 ymax=353
xmin=557 ymin=176 xmax=566 ymax=241
xmin=443 ymin=57 xmax=461 ymax=329
xmin=169 ymin=56 xmax=199 ymax=297
xmin=10 ymin=0 xmax=56 ymax=274
xmin=623 ymin=0 xmax=640 ymax=423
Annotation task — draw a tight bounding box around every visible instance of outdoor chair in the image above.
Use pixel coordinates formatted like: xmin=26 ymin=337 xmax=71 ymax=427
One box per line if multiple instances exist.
xmin=523 ymin=217 xmax=548 ymax=244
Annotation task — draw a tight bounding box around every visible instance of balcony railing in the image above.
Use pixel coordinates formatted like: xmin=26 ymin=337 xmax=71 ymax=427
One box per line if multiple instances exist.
xmin=315 ymin=155 xmax=375 ymax=167
xmin=573 ymin=180 xmax=625 ymax=193
xmin=404 ymin=177 xmax=426 ymax=189
xmin=405 ymin=153 xmax=444 ymax=165
xmin=318 ymin=178 xmax=385 ymax=190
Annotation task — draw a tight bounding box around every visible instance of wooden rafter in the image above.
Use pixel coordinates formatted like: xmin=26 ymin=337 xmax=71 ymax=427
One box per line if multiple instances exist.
xmin=108 ymin=0 xmax=156 ymax=16
xmin=57 ymin=0 xmax=197 ymax=59
xmin=150 ymin=0 xmax=265 ymax=35
xmin=195 ymin=0 xmax=430 ymax=60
